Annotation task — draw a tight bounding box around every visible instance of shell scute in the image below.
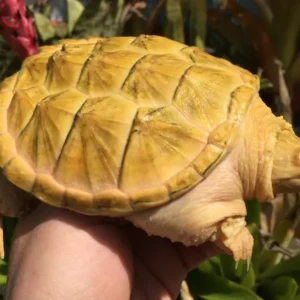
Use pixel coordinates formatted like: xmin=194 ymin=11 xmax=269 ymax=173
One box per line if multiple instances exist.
xmin=121 ymin=53 xmax=192 ymax=107
xmin=76 ymin=50 xmax=145 ymax=96
xmin=94 ymin=36 xmax=136 ymax=52
xmin=0 ymin=91 xmax=14 ymax=134
xmin=62 ymin=42 xmax=97 ymax=56
xmin=129 ymin=185 xmax=170 ymax=209
xmin=8 ymin=86 xmax=49 ymax=137
xmin=3 ymin=156 xmax=35 ymax=191
xmin=181 ymin=47 xmax=232 ymax=70
xmin=45 ymin=51 xmax=91 ymax=93
xmin=229 ymin=85 xmax=256 ymax=122
xmin=14 ymin=52 xmax=53 ymax=89
xmin=0 ymin=133 xmax=16 ymax=167
xmin=16 ymin=89 xmax=87 ymax=173
xmin=65 ymin=188 xmax=93 ymax=211
xmin=120 ymin=106 xmax=207 ymax=193
xmin=32 ymin=174 xmax=65 ymax=207
xmin=208 ymin=120 xmax=237 ymax=149
xmin=54 ymin=95 xmax=137 ymax=193
xmin=193 ymin=144 xmax=224 ymax=176
xmin=173 ymin=65 xmax=244 ymax=130
xmin=94 ymin=189 xmax=130 ymax=214
xmin=166 ymin=166 xmax=202 ymax=199
xmin=129 ymin=35 xmax=185 ymax=53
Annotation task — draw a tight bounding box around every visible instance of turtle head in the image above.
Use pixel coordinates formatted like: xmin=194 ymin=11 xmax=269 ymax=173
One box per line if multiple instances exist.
xmin=272 ymin=126 xmax=300 ymax=193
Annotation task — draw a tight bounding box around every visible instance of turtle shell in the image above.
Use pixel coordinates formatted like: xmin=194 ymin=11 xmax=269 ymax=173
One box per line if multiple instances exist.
xmin=0 ymin=35 xmax=259 ymax=216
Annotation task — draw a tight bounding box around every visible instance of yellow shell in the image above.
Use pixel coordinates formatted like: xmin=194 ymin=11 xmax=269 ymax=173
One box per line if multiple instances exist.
xmin=0 ymin=35 xmax=259 ymax=216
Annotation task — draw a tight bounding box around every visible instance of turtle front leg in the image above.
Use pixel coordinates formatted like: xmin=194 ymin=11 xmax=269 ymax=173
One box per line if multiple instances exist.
xmin=126 ymin=196 xmax=253 ymax=262
xmin=126 ymin=157 xmax=253 ymax=262
xmin=212 ymin=216 xmax=253 ymax=261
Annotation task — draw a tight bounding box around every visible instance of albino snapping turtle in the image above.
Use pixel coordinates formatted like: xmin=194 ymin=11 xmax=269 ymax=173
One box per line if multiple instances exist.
xmin=0 ymin=35 xmax=298 ymax=262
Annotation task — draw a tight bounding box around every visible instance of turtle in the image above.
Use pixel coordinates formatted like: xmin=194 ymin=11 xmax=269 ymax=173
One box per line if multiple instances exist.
xmin=0 ymin=34 xmax=298 ymax=263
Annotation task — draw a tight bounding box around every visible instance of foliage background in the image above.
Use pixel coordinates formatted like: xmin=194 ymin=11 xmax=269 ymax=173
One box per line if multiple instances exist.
xmin=0 ymin=0 xmax=300 ymax=299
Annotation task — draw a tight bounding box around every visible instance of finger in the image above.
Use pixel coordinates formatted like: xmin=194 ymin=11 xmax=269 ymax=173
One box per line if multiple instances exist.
xmin=175 ymin=241 xmax=222 ymax=271
xmin=125 ymin=226 xmax=186 ymax=299
xmin=124 ymin=225 xmax=221 ymax=299
xmin=6 ymin=204 xmax=133 ymax=300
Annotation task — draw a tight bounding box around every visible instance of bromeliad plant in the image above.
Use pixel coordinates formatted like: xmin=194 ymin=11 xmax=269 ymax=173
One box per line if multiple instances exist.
xmin=0 ymin=0 xmax=38 ymax=59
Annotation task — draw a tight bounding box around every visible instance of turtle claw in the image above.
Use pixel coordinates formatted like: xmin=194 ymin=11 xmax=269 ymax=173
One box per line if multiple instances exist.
xmin=234 ymin=257 xmax=251 ymax=271
xmin=235 ymin=260 xmax=239 ymax=270
xmin=215 ymin=216 xmax=253 ymax=262
xmin=247 ymin=256 xmax=251 ymax=271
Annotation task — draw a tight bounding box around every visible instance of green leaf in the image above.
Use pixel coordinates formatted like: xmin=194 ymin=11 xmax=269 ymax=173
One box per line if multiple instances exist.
xmin=219 ymin=254 xmax=256 ymax=289
xmin=54 ymin=23 xmax=69 ymax=38
xmin=258 ymin=276 xmax=298 ymax=300
xmin=0 ymin=259 xmax=7 ymax=295
xmin=34 ymin=12 xmax=56 ymax=41
xmin=241 ymin=264 xmax=256 ymax=290
xmin=187 ymin=268 xmax=262 ymax=300
xmin=260 ymin=78 xmax=274 ymax=90
xmin=165 ymin=0 xmax=185 ymax=43
xmin=67 ymin=0 xmax=85 ymax=34
xmin=245 ymin=200 xmax=262 ymax=275
xmin=219 ymin=254 xmax=237 ymax=281
xmin=198 ymin=255 xmax=223 ymax=277
xmin=189 ymin=0 xmax=206 ymax=49
xmin=260 ymin=219 xmax=295 ymax=272
xmin=271 ymin=276 xmax=298 ymax=299
xmin=247 ymin=223 xmax=261 ymax=275
xmin=72 ymin=0 xmax=125 ymax=38
xmin=258 ymin=253 xmax=300 ymax=283
xmin=269 ymin=0 xmax=300 ymax=69
xmin=245 ymin=199 xmax=260 ymax=226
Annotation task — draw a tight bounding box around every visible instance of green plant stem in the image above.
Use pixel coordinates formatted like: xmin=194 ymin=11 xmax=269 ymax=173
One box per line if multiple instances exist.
xmin=269 ymin=0 xmax=300 ymax=69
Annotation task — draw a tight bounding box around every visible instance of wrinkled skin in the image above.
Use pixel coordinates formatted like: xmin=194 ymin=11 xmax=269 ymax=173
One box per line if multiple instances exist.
xmin=6 ymin=204 xmax=220 ymax=300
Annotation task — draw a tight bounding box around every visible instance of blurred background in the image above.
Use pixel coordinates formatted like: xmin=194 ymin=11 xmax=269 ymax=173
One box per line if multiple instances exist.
xmin=0 ymin=1 xmax=300 ymax=299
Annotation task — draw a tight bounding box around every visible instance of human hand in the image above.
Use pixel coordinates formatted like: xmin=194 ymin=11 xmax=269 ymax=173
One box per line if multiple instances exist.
xmin=5 ymin=204 xmax=220 ymax=300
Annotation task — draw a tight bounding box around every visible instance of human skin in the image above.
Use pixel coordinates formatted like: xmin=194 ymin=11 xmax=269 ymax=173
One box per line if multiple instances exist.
xmin=5 ymin=204 xmax=221 ymax=300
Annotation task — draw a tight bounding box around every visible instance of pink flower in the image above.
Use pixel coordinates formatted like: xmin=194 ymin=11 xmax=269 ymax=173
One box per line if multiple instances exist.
xmin=0 ymin=0 xmax=39 ymax=60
